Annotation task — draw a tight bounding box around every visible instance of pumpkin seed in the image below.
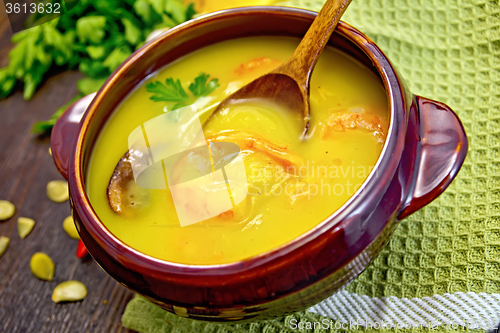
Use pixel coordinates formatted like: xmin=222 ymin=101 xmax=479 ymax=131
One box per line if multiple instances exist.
xmin=30 ymin=252 xmax=55 ymax=281
xmin=17 ymin=217 xmax=35 ymax=239
xmin=52 ymin=280 xmax=87 ymax=303
xmin=48 ymin=147 xmax=52 ymax=156
xmin=0 ymin=200 xmax=15 ymax=220
xmin=46 ymin=180 xmax=69 ymax=203
xmin=63 ymin=216 xmax=80 ymax=240
xmin=0 ymin=236 xmax=9 ymax=258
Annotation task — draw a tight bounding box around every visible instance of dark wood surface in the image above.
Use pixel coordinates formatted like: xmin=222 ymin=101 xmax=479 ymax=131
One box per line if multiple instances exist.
xmin=0 ymin=17 xmax=135 ymax=333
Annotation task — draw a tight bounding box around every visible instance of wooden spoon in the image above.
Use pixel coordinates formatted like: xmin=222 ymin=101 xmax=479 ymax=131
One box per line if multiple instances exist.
xmin=209 ymin=0 xmax=353 ymax=138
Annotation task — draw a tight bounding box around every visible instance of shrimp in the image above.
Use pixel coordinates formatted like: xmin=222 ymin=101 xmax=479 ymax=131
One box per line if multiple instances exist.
xmin=206 ymin=131 xmax=308 ymax=220
xmin=321 ymin=109 xmax=388 ymax=143
xmin=207 ymin=130 xmax=305 ymax=170
xmin=234 ymin=57 xmax=281 ymax=76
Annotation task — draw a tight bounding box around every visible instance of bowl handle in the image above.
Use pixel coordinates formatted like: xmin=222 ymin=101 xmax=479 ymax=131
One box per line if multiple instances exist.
xmin=397 ymin=96 xmax=468 ymax=220
xmin=50 ymin=93 xmax=96 ymax=180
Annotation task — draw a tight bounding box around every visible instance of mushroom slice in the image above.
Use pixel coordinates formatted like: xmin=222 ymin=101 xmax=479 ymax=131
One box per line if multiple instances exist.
xmin=107 ymin=150 xmax=150 ymax=216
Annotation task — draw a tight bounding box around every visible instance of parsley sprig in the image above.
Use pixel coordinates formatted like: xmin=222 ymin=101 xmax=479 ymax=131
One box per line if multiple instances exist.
xmin=188 ymin=73 xmax=219 ymax=97
xmin=146 ymin=73 xmax=219 ymax=110
xmin=0 ymin=0 xmax=196 ymax=134
xmin=146 ymin=78 xmax=189 ymax=102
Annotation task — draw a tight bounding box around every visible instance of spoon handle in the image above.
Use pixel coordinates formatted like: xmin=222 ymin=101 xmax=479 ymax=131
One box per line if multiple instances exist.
xmin=276 ymin=0 xmax=353 ymax=84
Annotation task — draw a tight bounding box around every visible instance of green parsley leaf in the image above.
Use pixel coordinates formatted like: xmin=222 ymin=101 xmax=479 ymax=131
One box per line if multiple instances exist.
xmin=146 ymin=73 xmax=220 ymax=110
xmin=146 ymin=78 xmax=189 ymax=102
xmin=134 ymin=0 xmax=152 ymax=23
xmin=185 ymin=3 xmax=196 ymax=21
xmin=189 ymin=73 xmax=220 ymax=97
xmin=23 ymin=73 xmax=37 ymax=100
xmin=102 ymin=46 xmax=132 ymax=72
xmin=35 ymin=44 xmax=52 ymax=67
xmin=122 ymin=18 xmax=142 ymax=46
xmin=147 ymin=0 xmax=165 ymax=15
xmin=79 ymin=59 xmax=108 ymax=77
xmin=24 ymin=62 xmax=49 ymax=100
xmin=0 ymin=68 xmax=16 ymax=98
xmin=154 ymin=14 xmax=176 ymax=30
xmin=43 ymin=24 xmax=65 ymax=54
xmin=165 ymin=0 xmax=189 ymax=24
xmin=86 ymin=46 xmax=106 ymax=60
xmin=76 ymin=16 xmax=107 ymax=44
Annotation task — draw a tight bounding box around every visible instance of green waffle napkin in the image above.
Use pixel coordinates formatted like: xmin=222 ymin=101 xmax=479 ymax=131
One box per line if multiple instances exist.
xmin=122 ymin=296 xmax=479 ymax=332
xmin=122 ymin=0 xmax=500 ymax=331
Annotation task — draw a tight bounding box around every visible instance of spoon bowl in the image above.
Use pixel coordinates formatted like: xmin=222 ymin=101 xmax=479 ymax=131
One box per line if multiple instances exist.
xmin=217 ymin=73 xmax=310 ymax=134
xmin=210 ymin=0 xmax=353 ymax=138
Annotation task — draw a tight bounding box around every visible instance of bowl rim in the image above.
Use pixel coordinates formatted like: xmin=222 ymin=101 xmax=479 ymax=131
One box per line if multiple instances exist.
xmin=71 ymin=6 xmax=407 ymax=276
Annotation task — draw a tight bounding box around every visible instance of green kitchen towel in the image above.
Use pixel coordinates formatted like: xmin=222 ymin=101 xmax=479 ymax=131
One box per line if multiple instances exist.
xmin=123 ymin=295 xmax=479 ymax=332
xmin=122 ymin=0 xmax=500 ymax=331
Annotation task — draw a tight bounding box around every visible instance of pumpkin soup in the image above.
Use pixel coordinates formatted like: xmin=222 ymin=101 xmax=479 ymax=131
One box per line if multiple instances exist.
xmin=86 ymin=36 xmax=388 ymax=264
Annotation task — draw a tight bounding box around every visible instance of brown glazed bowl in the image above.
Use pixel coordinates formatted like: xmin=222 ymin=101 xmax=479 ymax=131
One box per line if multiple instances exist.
xmin=51 ymin=7 xmax=468 ymax=321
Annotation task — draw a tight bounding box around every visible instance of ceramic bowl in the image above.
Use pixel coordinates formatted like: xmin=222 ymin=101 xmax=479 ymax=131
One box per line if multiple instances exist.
xmin=51 ymin=7 xmax=468 ymax=321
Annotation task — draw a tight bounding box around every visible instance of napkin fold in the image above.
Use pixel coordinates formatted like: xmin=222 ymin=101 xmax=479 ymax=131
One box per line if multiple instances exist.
xmin=123 ymin=0 xmax=500 ymax=331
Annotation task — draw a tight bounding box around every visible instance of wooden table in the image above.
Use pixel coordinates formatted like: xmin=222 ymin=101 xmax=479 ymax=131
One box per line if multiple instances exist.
xmin=0 ymin=18 xmax=134 ymax=333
